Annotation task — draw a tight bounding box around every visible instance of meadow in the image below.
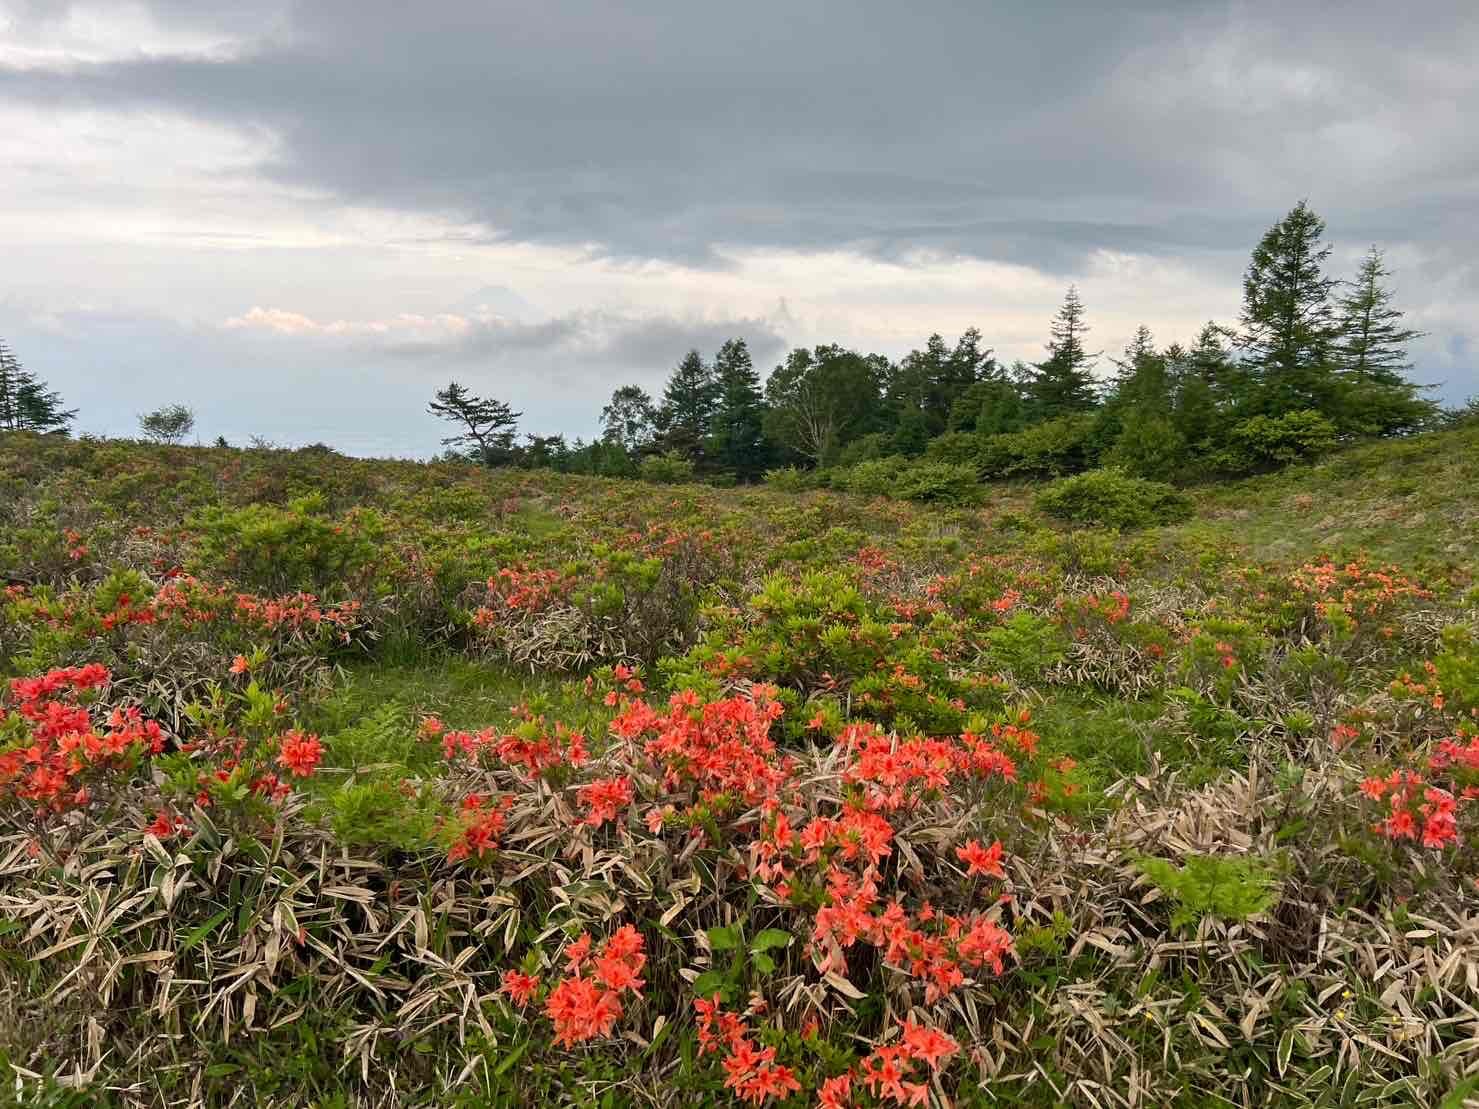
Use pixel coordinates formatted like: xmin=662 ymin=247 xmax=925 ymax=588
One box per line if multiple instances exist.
xmin=1 ymin=427 xmax=1476 ymax=1108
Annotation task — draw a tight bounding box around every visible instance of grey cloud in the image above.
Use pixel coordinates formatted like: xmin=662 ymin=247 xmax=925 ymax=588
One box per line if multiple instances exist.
xmin=3 ymin=0 xmax=1473 ymax=274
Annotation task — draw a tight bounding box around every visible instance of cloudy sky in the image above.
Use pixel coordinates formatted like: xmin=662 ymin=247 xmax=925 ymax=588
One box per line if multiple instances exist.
xmin=2 ymin=1 xmax=1475 ymax=456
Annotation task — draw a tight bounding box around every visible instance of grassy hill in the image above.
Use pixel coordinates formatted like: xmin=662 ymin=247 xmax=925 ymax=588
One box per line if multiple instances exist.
xmin=1 ymin=426 xmax=1477 ymax=1107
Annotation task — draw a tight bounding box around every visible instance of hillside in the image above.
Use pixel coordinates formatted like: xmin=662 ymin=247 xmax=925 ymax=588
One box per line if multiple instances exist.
xmin=2 ymin=427 xmax=1477 ymax=1108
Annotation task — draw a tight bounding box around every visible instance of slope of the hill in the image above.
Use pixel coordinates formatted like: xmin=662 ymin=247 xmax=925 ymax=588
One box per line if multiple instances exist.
xmin=1 ymin=427 xmax=1476 ymax=1108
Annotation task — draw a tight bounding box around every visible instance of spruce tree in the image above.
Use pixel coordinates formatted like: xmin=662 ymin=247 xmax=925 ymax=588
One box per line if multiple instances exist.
xmin=1029 ymin=286 xmax=1100 ymax=418
xmin=658 ymin=349 xmax=718 ymax=462
xmin=1237 ymin=201 xmax=1341 ymax=417
xmin=1336 ymin=246 xmax=1424 ymax=386
xmin=0 ymin=339 xmax=76 ymax=434
xmin=708 ymin=339 xmax=768 ymax=478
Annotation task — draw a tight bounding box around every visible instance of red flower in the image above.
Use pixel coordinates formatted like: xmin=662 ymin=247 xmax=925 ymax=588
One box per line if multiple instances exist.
xmin=499 ymin=970 xmax=540 ymax=1007
xmin=955 ymin=838 xmax=1006 ymax=879
xmin=276 ymin=731 xmax=322 ymax=778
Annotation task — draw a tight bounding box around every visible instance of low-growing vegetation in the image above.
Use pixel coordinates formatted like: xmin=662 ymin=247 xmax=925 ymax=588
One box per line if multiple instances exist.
xmin=2 ymin=424 xmax=1478 ymax=1107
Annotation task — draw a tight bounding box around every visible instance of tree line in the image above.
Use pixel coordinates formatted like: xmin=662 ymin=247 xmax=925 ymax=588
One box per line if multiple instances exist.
xmin=3 ymin=202 xmax=1472 ymax=477
xmin=429 ymin=201 xmax=1462 ymax=484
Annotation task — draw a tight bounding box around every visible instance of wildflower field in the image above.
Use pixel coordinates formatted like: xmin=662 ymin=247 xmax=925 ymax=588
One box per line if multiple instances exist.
xmin=1 ymin=427 xmax=1477 ymax=1108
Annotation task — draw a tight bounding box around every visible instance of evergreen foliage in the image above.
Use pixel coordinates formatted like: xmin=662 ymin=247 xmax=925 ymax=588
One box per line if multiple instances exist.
xmin=0 ymin=340 xmax=76 ymax=434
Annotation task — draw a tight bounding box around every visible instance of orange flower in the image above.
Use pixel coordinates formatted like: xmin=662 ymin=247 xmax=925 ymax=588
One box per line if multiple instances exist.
xmin=956 ymin=838 xmax=1006 ymax=879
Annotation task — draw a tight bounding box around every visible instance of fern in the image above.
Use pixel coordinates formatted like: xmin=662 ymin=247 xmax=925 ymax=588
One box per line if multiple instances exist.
xmin=1136 ymin=853 xmax=1279 ymax=932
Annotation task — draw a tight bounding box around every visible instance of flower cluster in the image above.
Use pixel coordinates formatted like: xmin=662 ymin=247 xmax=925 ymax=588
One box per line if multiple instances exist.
xmin=542 ymin=925 xmax=647 ymax=1047
xmin=1358 ymin=770 xmax=1469 ymax=848
xmin=693 ymin=995 xmax=802 ymax=1105
xmin=445 ymin=793 xmax=510 ymax=862
xmin=1 ymin=665 xmax=164 ymax=814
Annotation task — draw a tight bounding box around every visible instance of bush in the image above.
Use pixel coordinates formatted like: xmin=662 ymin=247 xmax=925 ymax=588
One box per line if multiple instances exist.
xmin=923 ymin=431 xmax=988 ymax=467
xmin=1215 ymin=410 xmax=1337 ymax=474
xmin=1035 ymin=468 xmax=1193 ymax=530
xmin=977 ymin=414 xmax=1100 ymax=478
xmin=638 ymin=451 xmax=696 ymax=484
xmin=762 ymin=465 xmax=820 ymax=492
xmin=1107 ymin=411 xmax=1186 ymax=482
xmin=834 ymin=431 xmax=892 ymax=468
xmin=1135 ymin=853 xmax=1279 ymax=932
xmin=890 ymin=460 xmax=980 ymax=503
xmin=832 ymin=456 xmax=908 ymax=497
xmin=192 ymin=493 xmax=386 ymax=595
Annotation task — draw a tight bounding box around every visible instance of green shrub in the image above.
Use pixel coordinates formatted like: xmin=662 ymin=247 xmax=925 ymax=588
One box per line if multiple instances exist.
xmin=1035 ymin=468 xmax=1193 ymax=530
xmin=985 ymin=611 xmax=1067 ymax=680
xmin=832 ymin=456 xmax=908 ymax=497
xmin=977 ymin=414 xmax=1099 ymax=478
xmin=890 ymin=461 xmax=980 ymax=503
xmin=1215 ymin=410 xmax=1337 ymax=474
xmin=1107 ymin=412 xmax=1187 ymax=482
xmin=639 ymin=451 xmax=697 ymax=484
xmin=762 ymin=466 xmax=818 ymax=493
xmin=191 ymin=494 xmax=386 ymax=595
xmin=834 ymin=431 xmax=892 ymax=468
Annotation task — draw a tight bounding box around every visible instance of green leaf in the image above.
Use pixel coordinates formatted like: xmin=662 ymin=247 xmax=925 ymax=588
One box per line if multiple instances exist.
xmin=494 ymin=1041 xmax=527 ymax=1077
xmin=706 ymin=925 xmax=742 ymax=952
xmin=180 ymin=909 xmax=230 ymax=953
xmin=691 ymin=970 xmax=730 ymax=1000
xmin=750 ymin=928 xmax=791 ymax=953
xmin=751 ymin=952 xmax=775 ymax=975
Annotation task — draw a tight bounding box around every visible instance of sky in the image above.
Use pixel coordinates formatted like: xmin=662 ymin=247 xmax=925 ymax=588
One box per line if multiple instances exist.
xmin=1 ymin=0 xmax=1475 ymax=457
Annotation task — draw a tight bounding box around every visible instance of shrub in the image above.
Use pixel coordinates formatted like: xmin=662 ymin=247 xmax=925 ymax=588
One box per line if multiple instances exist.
xmin=1107 ymin=411 xmax=1186 ymax=481
xmin=638 ymin=451 xmax=696 ymax=484
xmin=761 ymin=465 xmax=819 ymax=492
xmin=834 ymin=430 xmax=892 ymax=467
xmin=832 ymin=456 xmax=908 ymax=497
xmin=192 ymin=493 xmax=385 ymax=596
xmin=890 ymin=460 xmax=980 ymax=503
xmin=1035 ymin=468 xmax=1193 ymax=530
xmin=985 ymin=611 xmax=1067 ymax=680
xmin=977 ymin=414 xmax=1100 ymax=478
xmin=1215 ymin=410 xmax=1337 ymax=474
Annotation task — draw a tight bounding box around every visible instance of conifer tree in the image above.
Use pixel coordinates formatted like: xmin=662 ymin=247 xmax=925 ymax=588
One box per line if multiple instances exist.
xmin=1237 ymin=201 xmax=1341 ymax=417
xmin=1336 ymin=246 xmax=1425 ymax=386
xmin=708 ymin=339 xmax=768 ymax=478
xmin=658 ymin=349 xmax=718 ymax=462
xmin=1029 ymin=286 xmax=1100 ymax=418
xmin=427 ymin=381 xmax=521 ymax=465
xmin=0 ymin=339 xmax=76 ymax=434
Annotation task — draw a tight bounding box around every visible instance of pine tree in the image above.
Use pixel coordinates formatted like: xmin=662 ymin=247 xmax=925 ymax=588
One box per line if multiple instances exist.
xmin=708 ymin=339 xmax=768 ymax=478
xmin=1336 ymin=247 xmax=1425 ymax=386
xmin=1237 ymin=201 xmax=1341 ymax=417
xmin=1029 ymin=286 xmax=1100 ymax=418
xmin=427 ymin=381 xmax=521 ymax=465
xmin=0 ymin=339 xmax=76 ymax=434
xmin=658 ymin=349 xmax=718 ymax=462
xmin=1106 ymin=326 xmax=1169 ymax=410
